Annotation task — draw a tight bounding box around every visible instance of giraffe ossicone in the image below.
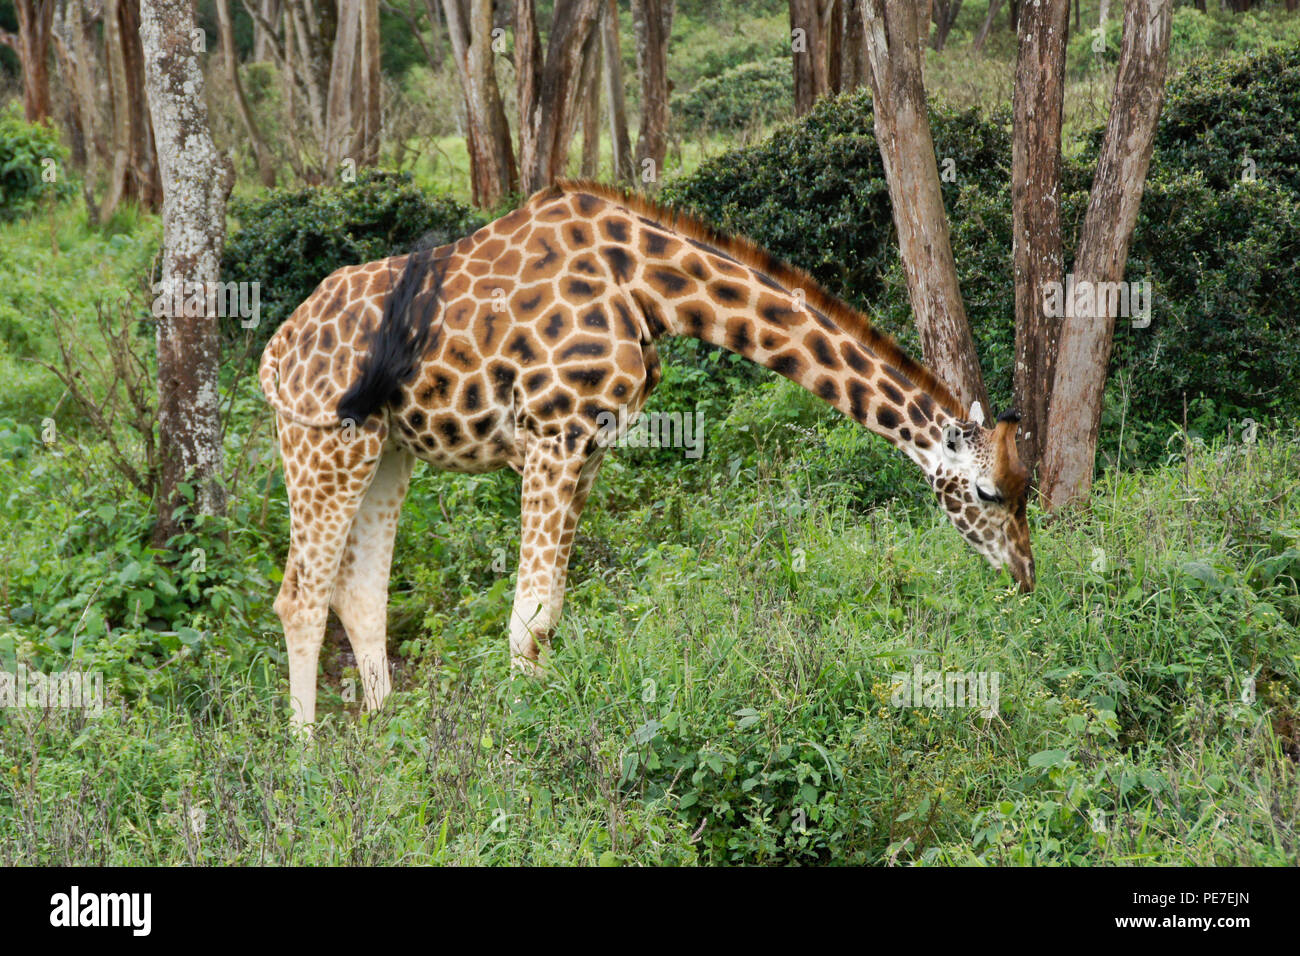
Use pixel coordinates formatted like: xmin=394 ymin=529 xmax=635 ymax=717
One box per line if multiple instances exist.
xmin=259 ymin=180 xmax=1036 ymax=729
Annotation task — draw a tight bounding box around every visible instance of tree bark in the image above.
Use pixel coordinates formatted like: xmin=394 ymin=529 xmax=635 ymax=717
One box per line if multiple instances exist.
xmin=790 ymin=0 xmax=830 ymax=114
xmin=100 ymin=0 xmax=162 ymax=219
xmin=631 ymin=0 xmax=673 ymax=186
xmin=10 ymin=0 xmax=57 ymax=123
xmin=861 ymin=0 xmax=988 ymax=413
xmin=443 ymin=0 xmax=516 ymax=207
xmin=930 ymin=0 xmax=962 ymax=51
xmin=358 ymin=0 xmax=382 ymax=165
xmin=1010 ymin=0 xmax=1067 ymax=477
xmin=323 ymin=0 xmax=361 ymax=173
xmin=840 ymin=0 xmax=868 ymax=91
xmin=519 ymin=0 xmax=603 ymax=194
xmin=1039 ymin=0 xmax=1172 ymax=511
xmin=601 ymin=0 xmax=633 ymax=182
xmin=140 ymin=0 xmax=234 ymax=544
xmin=216 ymin=0 xmax=278 ymax=186
xmin=579 ymin=19 xmax=602 ymax=178
xmin=253 ymin=0 xmax=281 ymax=60
xmin=972 ymin=0 xmax=1002 ymax=54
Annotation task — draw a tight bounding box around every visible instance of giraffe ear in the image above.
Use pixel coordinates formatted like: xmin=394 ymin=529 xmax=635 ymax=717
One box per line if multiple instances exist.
xmin=968 ymin=400 xmax=986 ymax=427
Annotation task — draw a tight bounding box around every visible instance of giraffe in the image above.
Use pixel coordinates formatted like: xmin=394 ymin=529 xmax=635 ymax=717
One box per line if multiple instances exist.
xmin=259 ymin=180 xmax=1035 ymax=728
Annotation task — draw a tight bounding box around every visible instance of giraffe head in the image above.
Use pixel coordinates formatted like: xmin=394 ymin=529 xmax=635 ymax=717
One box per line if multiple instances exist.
xmin=930 ymin=403 xmax=1035 ymax=592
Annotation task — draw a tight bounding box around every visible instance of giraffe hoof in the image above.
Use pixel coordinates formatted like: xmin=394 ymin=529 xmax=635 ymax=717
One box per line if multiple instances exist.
xmin=510 ymin=654 xmax=544 ymax=677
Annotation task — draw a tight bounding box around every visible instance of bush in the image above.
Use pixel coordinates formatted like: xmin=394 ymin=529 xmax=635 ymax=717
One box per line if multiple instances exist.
xmin=0 ymin=104 xmax=73 ymax=220
xmin=1067 ymin=7 xmax=1300 ymax=78
xmin=221 ymin=168 xmax=484 ymax=351
xmin=663 ymin=90 xmax=1011 ymax=315
xmin=673 ymin=58 xmax=793 ymax=134
xmin=1151 ymin=44 xmax=1300 ymax=197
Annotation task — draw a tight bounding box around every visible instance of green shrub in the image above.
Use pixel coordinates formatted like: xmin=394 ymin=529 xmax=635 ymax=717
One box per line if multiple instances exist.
xmin=1151 ymin=44 xmax=1300 ymax=196
xmin=1067 ymin=7 xmax=1300 ymax=78
xmin=673 ymin=58 xmax=794 ymax=134
xmin=0 ymin=103 xmax=73 ymax=220
xmin=221 ymin=168 xmax=484 ymax=351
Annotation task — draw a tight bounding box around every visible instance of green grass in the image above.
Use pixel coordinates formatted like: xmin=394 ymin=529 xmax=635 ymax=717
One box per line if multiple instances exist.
xmin=2 ymin=355 xmax=1297 ymax=863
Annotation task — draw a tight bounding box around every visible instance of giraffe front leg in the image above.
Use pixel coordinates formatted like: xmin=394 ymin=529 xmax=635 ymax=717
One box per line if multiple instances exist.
xmin=509 ymin=437 xmax=604 ymax=672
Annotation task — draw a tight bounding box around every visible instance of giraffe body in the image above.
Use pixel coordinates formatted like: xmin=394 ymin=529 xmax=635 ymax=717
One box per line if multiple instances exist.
xmin=261 ymin=182 xmax=1034 ymax=728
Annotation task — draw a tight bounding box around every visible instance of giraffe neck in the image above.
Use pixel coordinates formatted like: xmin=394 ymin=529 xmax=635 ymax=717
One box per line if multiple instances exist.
xmin=612 ymin=214 xmax=964 ymax=472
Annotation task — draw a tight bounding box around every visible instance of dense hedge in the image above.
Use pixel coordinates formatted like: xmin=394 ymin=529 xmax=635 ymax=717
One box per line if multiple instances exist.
xmin=673 ymin=58 xmax=793 ymax=134
xmin=662 ymin=47 xmax=1300 ymax=439
xmin=222 ymin=168 xmax=484 ymax=349
xmin=1068 ymin=7 xmax=1300 ymax=77
xmin=0 ymin=104 xmax=73 ymax=220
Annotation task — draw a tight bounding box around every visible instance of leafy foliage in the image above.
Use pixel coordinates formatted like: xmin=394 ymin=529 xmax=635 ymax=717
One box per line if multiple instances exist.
xmin=673 ymin=58 xmax=793 ymax=134
xmin=0 ymin=104 xmax=73 ymax=220
xmin=221 ymin=168 xmax=484 ymax=351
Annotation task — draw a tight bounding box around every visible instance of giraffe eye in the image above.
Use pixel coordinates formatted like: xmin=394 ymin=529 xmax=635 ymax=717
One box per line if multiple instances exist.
xmin=976 ymin=484 xmax=1004 ymax=505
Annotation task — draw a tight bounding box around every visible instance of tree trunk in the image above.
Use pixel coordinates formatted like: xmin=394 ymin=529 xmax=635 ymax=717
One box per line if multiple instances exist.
xmin=601 ymin=0 xmax=633 ymax=182
xmin=443 ymin=0 xmax=516 ymax=207
xmin=515 ymin=0 xmax=542 ymax=190
xmin=972 ymin=0 xmax=1003 ymax=54
xmin=324 ymin=0 xmax=361 ymax=173
xmin=931 ymin=0 xmax=962 ymax=51
xmin=1039 ymin=0 xmax=1172 ymax=511
xmin=50 ymin=2 xmax=98 ymax=174
xmin=519 ymin=0 xmax=603 ymax=194
xmin=140 ymin=0 xmax=234 ymax=545
xmin=860 ymin=0 xmax=987 ymax=413
xmin=790 ymin=0 xmax=830 ymax=114
xmin=358 ymin=0 xmax=381 ymax=165
xmin=840 ymin=0 xmax=868 ymax=91
xmin=631 ymin=0 xmax=673 ymax=186
xmin=12 ymin=0 xmax=57 ymax=123
xmin=100 ymin=0 xmax=162 ymax=219
xmin=253 ymin=0 xmax=282 ymax=60
xmin=216 ymin=0 xmax=278 ymax=186
xmin=1010 ymin=0 xmax=1067 ymax=477
xmin=579 ymin=19 xmax=602 ymax=178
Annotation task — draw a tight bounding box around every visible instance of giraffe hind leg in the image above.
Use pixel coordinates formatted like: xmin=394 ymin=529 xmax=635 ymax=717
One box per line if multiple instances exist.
xmin=330 ymin=447 xmax=416 ymax=714
xmin=274 ymin=417 xmax=385 ymax=730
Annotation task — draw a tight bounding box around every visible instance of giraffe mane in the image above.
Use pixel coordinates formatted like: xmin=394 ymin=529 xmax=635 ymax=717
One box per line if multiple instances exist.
xmin=551 ymin=179 xmax=967 ymax=420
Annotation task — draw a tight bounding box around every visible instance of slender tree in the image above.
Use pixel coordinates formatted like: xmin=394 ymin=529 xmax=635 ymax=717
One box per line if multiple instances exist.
xmin=100 ymin=0 xmax=163 ymax=218
xmin=1010 ymin=0 xmax=1068 ymax=474
xmin=140 ymin=0 xmax=234 ymax=544
xmin=0 ymin=0 xmax=56 ymax=123
xmin=518 ymin=0 xmax=603 ymax=194
xmin=602 ymin=0 xmax=633 ymax=182
xmin=860 ymin=0 xmax=988 ymax=412
xmin=444 ymin=0 xmax=516 ymax=206
xmin=216 ymin=0 xmax=278 ymax=186
xmin=631 ymin=0 xmax=673 ymax=186
xmin=1040 ymin=0 xmax=1172 ymax=510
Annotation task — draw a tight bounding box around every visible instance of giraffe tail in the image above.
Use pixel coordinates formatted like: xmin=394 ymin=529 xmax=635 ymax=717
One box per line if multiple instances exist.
xmin=258 ymin=324 xmax=342 ymax=428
